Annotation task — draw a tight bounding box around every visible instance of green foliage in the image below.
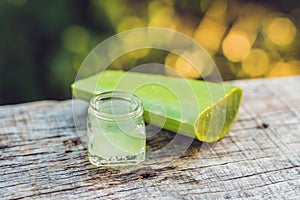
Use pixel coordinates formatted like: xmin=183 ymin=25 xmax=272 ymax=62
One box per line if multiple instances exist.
xmin=0 ymin=0 xmax=299 ymax=104
xmin=0 ymin=0 xmax=113 ymax=104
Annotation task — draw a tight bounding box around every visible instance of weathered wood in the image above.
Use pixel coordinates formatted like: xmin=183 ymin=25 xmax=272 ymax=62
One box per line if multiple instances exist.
xmin=1 ymin=76 xmax=299 ymax=199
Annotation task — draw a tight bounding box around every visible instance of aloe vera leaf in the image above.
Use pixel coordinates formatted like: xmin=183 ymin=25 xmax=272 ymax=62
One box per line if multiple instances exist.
xmin=72 ymin=70 xmax=242 ymax=142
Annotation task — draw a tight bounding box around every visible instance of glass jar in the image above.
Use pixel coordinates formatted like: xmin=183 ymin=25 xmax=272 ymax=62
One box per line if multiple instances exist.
xmin=87 ymin=91 xmax=146 ymax=166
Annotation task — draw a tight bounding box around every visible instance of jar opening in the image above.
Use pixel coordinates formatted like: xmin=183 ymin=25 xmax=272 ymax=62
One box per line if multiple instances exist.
xmin=89 ymin=91 xmax=143 ymax=120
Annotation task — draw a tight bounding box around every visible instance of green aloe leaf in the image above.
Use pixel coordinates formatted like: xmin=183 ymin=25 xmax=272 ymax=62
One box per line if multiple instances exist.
xmin=72 ymin=70 xmax=242 ymax=142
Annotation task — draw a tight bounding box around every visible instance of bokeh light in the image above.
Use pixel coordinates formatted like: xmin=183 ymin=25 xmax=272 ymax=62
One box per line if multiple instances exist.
xmin=148 ymin=7 xmax=175 ymax=29
xmin=222 ymin=31 xmax=252 ymax=62
xmin=266 ymin=16 xmax=297 ymax=46
xmin=242 ymin=49 xmax=269 ymax=77
xmin=268 ymin=60 xmax=300 ymax=77
xmin=1 ymin=0 xmax=300 ymax=104
xmin=117 ymin=16 xmax=145 ymax=32
xmin=62 ymin=25 xmax=90 ymax=54
xmin=194 ymin=18 xmax=226 ymax=54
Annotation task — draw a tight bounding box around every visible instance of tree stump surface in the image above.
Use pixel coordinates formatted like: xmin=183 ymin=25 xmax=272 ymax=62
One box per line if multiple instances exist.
xmin=1 ymin=76 xmax=299 ymax=199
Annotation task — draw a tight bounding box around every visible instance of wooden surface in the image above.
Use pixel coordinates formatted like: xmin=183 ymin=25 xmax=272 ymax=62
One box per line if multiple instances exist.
xmin=1 ymin=76 xmax=300 ymax=199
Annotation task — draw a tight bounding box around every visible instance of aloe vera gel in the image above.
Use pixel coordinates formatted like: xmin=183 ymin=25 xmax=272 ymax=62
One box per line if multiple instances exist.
xmin=87 ymin=91 xmax=146 ymax=166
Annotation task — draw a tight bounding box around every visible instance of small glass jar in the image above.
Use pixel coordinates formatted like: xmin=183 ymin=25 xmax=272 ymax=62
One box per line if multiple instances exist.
xmin=87 ymin=91 xmax=146 ymax=166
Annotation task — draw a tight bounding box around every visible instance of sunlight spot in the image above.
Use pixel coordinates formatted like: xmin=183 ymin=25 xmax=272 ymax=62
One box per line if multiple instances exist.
xmin=242 ymin=49 xmax=269 ymax=77
xmin=222 ymin=31 xmax=251 ymax=62
xmin=62 ymin=25 xmax=89 ymax=53
xmin=266 ymin=17 xmax=296 ymax=46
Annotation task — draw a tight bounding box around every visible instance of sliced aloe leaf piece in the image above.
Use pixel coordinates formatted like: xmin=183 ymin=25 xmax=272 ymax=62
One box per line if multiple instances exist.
xmin=72 ymin=70 xmax=242 ymax=142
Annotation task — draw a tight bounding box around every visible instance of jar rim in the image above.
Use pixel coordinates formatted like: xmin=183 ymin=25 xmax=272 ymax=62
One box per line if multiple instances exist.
xmin=88 ymin=91 xmax=143 ymax=121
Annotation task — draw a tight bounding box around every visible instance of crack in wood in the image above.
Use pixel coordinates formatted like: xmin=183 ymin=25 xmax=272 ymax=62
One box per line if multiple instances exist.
xmin=1 ymin=76 xmax=300 ymax=199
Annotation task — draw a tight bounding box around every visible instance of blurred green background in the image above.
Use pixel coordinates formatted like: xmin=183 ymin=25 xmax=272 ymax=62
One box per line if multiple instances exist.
xmin=1 ymin=0 xmax=299 ymax=105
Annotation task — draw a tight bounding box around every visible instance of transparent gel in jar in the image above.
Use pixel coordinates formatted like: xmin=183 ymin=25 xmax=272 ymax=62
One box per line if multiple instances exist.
xmin=87 ymin=91 xmax=146 ymax=166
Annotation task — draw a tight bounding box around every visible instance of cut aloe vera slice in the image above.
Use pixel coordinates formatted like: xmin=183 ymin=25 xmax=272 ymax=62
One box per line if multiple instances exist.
xmin=72 ymin=70 xmax=242 ymax=142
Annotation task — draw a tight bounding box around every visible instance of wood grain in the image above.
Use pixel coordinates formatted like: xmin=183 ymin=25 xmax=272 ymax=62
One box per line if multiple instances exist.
xmin=1 ymin=76 xmax=299 ymax=199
